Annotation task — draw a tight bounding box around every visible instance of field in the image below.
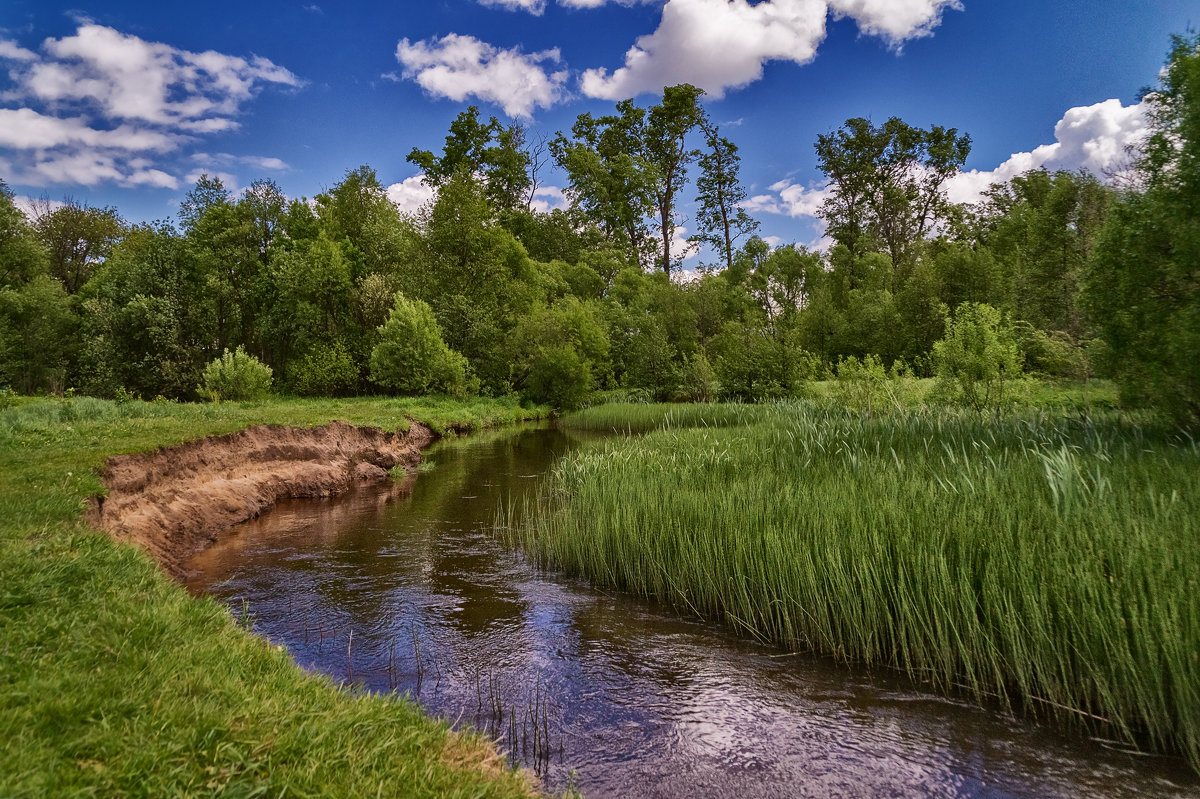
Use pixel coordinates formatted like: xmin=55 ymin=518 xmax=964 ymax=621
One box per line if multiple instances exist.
xmin=0 ymin=394 xmax=544 ymax=797
xmin=514 ymin=401 xmax=1200 ymax=770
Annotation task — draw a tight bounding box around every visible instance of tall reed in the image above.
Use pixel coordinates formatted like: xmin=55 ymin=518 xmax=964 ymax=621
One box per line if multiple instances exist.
xmin=513 ymin=402 xmax=1200 ymax=769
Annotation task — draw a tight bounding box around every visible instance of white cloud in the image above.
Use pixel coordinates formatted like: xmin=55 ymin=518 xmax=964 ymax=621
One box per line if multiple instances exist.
xmin=946 ymin=98 xmax=1150 ymax=204
xmin=22 ymin=24 xmax=301 ymax=128
xmin=479 ymin=0 xmax=548 ymax=13
xmin=0 ymin=40 xmax=38 ymax=62
xmin=530 ymin=185 xmax=567 ymax=213
xmin=827 ymin=0 xmax=962 ymax=47
xmin=395 ymin=34 xmax=568 ymax=118
xmin=0 ymin=108 xmax=181 ymax=152
xmin=0 ymin=23 xmax=301 ymax=190
xmin=580 ymin=0 xmax=960 ymax=100
xmin=386 ymin=175 xmax=437 ymax=216
xmin=190 ymin=152 xmax=291 ymax=172
xmin=746 ymin=179 xmax=829 ymax=219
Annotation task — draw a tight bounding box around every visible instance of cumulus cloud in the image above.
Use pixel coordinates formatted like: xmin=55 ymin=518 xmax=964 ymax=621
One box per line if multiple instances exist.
xmin=396 ymin=34 xmax=568 ymax=118
xmin=386 ymin=175 xmax=437 ymax=216
xmin=745 ymin=178 xmax=830 ymax=219
xmin=529 ymin=185 xmax=567 ymax=213
xmin=0 ymin=23 xmax=301 ymax=189
xmin=580 ymin=0 xmax=960 ymax=100
xmin=946 ymin=98 xmax=1150 ymax=204
xmin=827 ymin=0 xmax=961 ymax=47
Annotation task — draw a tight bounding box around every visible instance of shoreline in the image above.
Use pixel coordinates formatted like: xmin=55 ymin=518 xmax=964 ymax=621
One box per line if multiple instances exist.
xmin=88 ymin=419 xmax=436 ymax=578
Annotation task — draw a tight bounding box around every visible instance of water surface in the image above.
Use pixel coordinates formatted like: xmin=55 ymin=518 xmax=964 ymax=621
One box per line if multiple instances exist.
xmin=184 ymin=425 xmax=1199 ymax=798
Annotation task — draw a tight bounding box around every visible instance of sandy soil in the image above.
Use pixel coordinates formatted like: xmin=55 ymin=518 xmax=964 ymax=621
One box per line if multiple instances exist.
xmin=89 ymin=420 xmax=434 ymax=577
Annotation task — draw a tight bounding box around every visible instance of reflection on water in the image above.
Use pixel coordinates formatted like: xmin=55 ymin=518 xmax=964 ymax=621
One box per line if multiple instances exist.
xmin=184 ymin=425 xmax=1199 ymax=799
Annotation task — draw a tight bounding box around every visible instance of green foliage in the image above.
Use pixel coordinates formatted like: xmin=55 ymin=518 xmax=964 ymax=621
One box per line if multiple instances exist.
xmin=815 ymin=116 xmax=970 ymax=265
xmin=288 ymin=341 xmax=361 ymax=397
xmin=0 ymin=274 xmax=76 ymax=394
xmin=31 ymin=199 xmax=125 ymax=295
xmin=933 ymin=302 xmax=1022 ymax=412
xmin=199 ymin=346 xmax=273 ymax=401
xmin=509 ymin=298 xmax=611 ymax=409
xmin=1081 ymin=33 xmax=1200 ymax=424
xmin=520 ymin=403 xmax=1200 ymax=770
xmin=0 ymin=181 xmax=48 ymax=288
xmin=370 ymin=293 xmax=469 ymax=396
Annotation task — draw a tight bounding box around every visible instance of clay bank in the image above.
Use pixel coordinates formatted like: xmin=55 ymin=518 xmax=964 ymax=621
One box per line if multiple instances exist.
xmin=88 ymin=420 xmax=433 ymax=577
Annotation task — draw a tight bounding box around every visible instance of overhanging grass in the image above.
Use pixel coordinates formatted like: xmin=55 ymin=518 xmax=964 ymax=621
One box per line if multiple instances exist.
xmin=515 ymin=401 xmax=1200 ymax=771
xmin=0 ymin=395 xmax=546 ymax=797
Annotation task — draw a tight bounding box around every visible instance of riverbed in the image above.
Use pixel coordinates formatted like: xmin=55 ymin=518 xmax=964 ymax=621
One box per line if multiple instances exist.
xmin=183 ymin=424 xmax=1199 ymax=798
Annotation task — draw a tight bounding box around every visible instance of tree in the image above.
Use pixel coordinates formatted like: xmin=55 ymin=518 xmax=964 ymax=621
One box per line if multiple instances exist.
xmin=646 ymin=84 xmax=705 ymax=274
xmin=1082 ymin=33 xmax=1200 ymax=423
xmin=691 ymin=118 xmax=758 ymax=271
xmin=31 ymin=199 xmax=124 ymax=294
xmin=0 ymin=182 xmax=48 ymax=288
xmin=976 ymin=169 xmax=1111 ymax=338
xmin=552 ymin=101 xmax=655 ymax=266
xmin=815 ymin=117 xmax=970 ymax=271
xmin=370 ymin=293 xmax=469 ymax=396
xmin=408 ymin=107 xmax=533 ymax=212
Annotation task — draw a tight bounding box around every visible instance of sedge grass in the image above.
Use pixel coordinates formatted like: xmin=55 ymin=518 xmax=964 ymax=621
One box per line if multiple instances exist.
xmin=514 ymin=401 xmax=1200 ymax=770
xmin=0 ymin=394 xmax=545 ymax=797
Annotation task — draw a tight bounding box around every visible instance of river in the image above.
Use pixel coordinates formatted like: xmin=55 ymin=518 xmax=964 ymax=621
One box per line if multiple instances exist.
xmin=183 ymin=424 xmax=1199 ymax=798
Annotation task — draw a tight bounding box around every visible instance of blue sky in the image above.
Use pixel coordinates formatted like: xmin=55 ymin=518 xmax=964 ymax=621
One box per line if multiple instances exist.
xmin=0 ymin=0 xmax=1193 ymax=255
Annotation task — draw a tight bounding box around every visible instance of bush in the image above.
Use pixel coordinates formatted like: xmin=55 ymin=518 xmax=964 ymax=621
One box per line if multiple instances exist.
xmin=289 ymin=342 xmax=360 ymax=397
xmin=933 ymin=303 xmax=1022 ymax=413
xmin=369 ymin=293 xmax=469 ymax=396
xmin=199 ymin=346 xmax=273 ymax=401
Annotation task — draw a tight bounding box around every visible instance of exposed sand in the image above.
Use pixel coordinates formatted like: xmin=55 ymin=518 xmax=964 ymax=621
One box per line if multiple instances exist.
xmin=89 ymin=420 xmax=434 ymax=577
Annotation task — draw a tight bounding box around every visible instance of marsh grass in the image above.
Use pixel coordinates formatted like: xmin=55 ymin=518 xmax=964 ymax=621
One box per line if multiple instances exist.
xmin=0 ymin=394 xmax=544 ymax=797
xmin=515 ymin=401 xmax=1200 ymax=770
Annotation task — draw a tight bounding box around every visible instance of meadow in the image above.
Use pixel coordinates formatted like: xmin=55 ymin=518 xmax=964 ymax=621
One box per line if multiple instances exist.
xmin=514 ymin=400 xmax=1200 ymax=770
xmin=0 ymin=394 xmax=545 ymax=797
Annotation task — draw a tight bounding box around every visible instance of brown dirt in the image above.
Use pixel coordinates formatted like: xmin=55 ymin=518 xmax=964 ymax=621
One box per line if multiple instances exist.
xmin=89 ymin=420 xmax=434 ymax=577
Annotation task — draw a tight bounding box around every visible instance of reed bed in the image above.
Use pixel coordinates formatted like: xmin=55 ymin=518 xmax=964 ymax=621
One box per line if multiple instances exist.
xmin=514 ymin=402 xmax=1200 ymax=769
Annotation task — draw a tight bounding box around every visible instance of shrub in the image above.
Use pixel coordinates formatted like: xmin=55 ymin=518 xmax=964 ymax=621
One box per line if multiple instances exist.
xmin=199 ymin=346 xmax=273 ymax=402
xmin=289 ymin=342 xmax=360 ymax=397
xmin=933 ymin=302 xmax=1022 ymax=413
xmin=369 ymin=293 xmax=469 ymax=396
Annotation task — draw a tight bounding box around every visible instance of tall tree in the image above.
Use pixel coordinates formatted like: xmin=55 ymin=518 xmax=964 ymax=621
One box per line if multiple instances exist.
xmin=815 ymin=117 xmax=970 ymax=271
xmin=552 ymin=101 xmax=654 ymax=267
xmin=691 ymin=118 xmax=758 ymax=272
xmin=408 ymin=107 xmax=533 ymax=212
xmin=0 ymin=182 xmax=48 ymax=288
xmin=31 ymin=199 xmax=124 ymax=294
xmin=646 ymin=84 xmax=705 ymax=274
xmin=1082 ymin=32 xmax=1200 ymax=423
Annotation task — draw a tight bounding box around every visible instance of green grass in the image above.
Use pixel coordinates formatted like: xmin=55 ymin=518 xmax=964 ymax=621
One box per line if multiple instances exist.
xmin=0 ymin=394 xmax=546 ymax=797
xmin=515 ymin=401 xmax=1200 ymax=771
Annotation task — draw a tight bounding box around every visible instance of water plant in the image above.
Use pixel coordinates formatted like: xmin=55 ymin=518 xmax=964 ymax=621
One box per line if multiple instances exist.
xmin=513 ymin=401 xmax=1200 ymax=770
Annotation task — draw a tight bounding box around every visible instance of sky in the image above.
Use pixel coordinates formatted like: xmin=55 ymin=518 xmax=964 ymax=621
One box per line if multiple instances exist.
xmin=0 ymin=0 xmax=1194 ymax=259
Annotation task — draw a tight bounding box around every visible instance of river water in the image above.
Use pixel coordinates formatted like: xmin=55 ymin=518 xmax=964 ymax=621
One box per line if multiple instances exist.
xmin=184 ymin=424 xmax=1199 ymax=798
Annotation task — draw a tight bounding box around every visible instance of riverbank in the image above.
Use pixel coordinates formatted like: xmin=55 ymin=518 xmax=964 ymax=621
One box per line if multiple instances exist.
xmin=0 ymin=395 xmax=546 ymax=796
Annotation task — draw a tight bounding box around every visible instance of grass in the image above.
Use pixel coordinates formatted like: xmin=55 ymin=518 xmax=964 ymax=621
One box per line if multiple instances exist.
xmin=514 ymin=400 xmax=1200 ymax=771
xmin=0 ymin=394 xmax=546 ymax=797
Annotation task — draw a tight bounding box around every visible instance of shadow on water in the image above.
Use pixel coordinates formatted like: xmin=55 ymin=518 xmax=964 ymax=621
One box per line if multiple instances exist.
xmin=184 ymin=424 xmax=1200 ymax=799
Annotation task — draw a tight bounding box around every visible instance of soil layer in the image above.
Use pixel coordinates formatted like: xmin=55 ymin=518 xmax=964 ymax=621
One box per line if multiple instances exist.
xmin=89 ymin=420 xmax=434 ymax=576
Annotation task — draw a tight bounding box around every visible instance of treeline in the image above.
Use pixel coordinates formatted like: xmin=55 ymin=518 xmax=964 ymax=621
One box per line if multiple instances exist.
xmin=1 ymin=34 xmax=1196 ymax=421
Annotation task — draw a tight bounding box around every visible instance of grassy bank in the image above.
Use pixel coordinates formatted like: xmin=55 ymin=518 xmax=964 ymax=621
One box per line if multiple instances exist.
xmin=0 ymin=395 xmax=545 ymax=797
xmin=516 ymin=401 xmax=1200 ymax=770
